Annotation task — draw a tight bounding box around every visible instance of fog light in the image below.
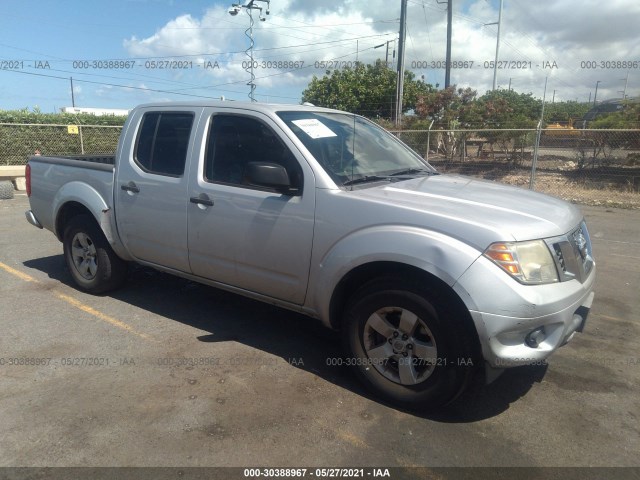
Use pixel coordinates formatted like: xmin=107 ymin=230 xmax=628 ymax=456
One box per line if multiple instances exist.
xmin=525 ymin=327 xmax=546 ymax=348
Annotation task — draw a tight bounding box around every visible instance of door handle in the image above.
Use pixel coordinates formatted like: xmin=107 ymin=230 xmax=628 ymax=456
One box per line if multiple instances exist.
xmin=190 ymin=195 xmax=214 ymax=207
xmin=121 ymin=181 xmax=140 ymax=193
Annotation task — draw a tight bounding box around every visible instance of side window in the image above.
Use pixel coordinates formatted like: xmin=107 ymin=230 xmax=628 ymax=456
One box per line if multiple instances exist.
xmin=204 ymin=115 xmax=303 ymax=191
xmin=134 ymin=112 xmax=194 ymax=176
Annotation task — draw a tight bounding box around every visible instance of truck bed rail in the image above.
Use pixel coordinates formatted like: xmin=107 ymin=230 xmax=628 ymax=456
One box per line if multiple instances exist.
xmin=29 ymin=155 xmax=114 ymax=172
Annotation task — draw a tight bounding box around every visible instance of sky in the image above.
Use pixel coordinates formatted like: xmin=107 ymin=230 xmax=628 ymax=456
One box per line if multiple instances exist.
xmin=0 ymin=0 xmax=638 ymax=113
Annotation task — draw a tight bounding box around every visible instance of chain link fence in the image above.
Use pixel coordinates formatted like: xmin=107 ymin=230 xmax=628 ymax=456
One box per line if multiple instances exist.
xmin=2 ymin=123 xmax=639 ymax=208
xmin=0 ymin=123 xmax=122 ymax=166
xmin=393 ymin=128 xmax=640 ymax=209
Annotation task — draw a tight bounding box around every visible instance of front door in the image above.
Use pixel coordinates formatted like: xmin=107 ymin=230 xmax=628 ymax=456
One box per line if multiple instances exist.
xmin=187 ymin=110 xmax=315 ymax=304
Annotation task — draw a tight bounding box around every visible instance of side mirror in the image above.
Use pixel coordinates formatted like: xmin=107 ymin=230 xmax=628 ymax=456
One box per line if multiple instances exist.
xmin=245 ymin=162 xmax=294 ymax=194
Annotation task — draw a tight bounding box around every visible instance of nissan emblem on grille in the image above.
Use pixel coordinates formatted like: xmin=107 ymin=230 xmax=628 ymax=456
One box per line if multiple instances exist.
xmin=573 ymin=228 xmax=588 ymax=260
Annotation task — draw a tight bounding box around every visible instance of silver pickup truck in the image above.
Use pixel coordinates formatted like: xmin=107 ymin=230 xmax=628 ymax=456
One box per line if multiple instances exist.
xmin=26 ymin=101 xmax=595 ymax=409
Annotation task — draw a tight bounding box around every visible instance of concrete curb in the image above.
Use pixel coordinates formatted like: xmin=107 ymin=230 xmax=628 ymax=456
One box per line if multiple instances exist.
xmin=0 ymin=166 xmax=26 ymax=191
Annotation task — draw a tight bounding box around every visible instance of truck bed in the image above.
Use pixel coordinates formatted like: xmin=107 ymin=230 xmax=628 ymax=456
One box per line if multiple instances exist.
xmin=27 ymin=155 xmax=115 ymax=235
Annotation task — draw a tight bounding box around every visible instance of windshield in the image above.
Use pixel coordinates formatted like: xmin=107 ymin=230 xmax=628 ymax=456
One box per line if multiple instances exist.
xmin=277 ymin=111 xmax=436 ymax=187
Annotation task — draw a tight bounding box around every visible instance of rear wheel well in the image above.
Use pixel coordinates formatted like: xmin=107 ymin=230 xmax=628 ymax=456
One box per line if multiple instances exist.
xmin=329 ymin=262 xmax=481 ymax=356
xmin=55 ymin=202 xmax=95 ymax=241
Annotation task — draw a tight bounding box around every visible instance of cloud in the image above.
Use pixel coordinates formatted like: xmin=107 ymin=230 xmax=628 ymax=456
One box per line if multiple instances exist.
xmin=120 ymin=0 xmax=639 ymax=104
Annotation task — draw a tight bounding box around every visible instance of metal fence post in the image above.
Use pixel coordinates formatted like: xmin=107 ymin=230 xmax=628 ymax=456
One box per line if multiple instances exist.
xmin=426 ymin=120 xmax=434 ymax=164
xmin=79 ymin=125 xmax=85 ymax=155
xmin=530 ymin=121 xmax=542 ymax=190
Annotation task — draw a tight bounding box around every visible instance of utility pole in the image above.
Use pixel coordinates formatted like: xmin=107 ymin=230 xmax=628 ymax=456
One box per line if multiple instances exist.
xmin=385 ymin=39 xmax=395 ymax=68
xmin=445 ymin=0 xmax=452 ymax=87
xmin=70 ymin=77 xmax=75 ymax=107
xmin=395 ymin=0 xmax=408 ymax=127
xmin=485 ymin=0 xmax=503 ymax=91
xmin=437 ymin=0 xmax=453 ymax=88
xmin=374 ymin=40 xmax=394 ymax=68
xmin=552 ymin=90 xmax=556 ymax=103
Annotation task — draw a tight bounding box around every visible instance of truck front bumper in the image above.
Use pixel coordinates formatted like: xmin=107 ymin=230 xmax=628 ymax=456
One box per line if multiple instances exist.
xmin=455 ymin=256 xmax=596 ymax=368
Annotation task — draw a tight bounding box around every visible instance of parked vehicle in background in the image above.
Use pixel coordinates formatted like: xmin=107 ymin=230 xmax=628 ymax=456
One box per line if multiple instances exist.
xmin=25 ymin=101 xmax=596 ymax=409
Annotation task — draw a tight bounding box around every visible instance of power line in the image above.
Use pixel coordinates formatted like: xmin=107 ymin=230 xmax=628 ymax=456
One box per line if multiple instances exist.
xmin=0 ymin=33 xmax=395 ymax=63
xmin=421 ymin=1 xmax=434 ymax=61
xmin=1 ymin=41 xmax=398 ymax=102
xmin=163 ymin=20 xmax=399 ymax=30
xmin=0 ymin=68 xmax=299 ymax=101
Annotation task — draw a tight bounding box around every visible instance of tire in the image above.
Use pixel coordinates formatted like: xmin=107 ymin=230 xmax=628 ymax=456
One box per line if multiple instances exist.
xmin=342 ymin=276 xmax=478 ymax=410
xmin=0 ymin=180 xmax=14 ymax=200
xmin=62 ymin=214 xmax=127 ymax=294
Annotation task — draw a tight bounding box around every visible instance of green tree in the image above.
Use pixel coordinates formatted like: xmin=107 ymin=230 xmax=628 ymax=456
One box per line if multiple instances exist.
xmin=301 ymin=60 xmax=434 ymax=118
xmin=577 ymin=101 xmax=640 ymax=165
xmin=544 ymin=101 xmax=591 ymax=126
xmin=473 ymin=90 xmax=541 ymax=165
xmin=413 ymin=86 xmax=480 ymax=161
xmin=0 ymin=108 xmax=126 ymax=165
xmin=414 ymin=86 xmax=480 ymax=128
xmin=0 ymin=108 xmax=127 ymax=126
xmin=476 ymin=89 xmax=541 ymax=128
xmin=589 ymin=101 xmax=640 ymax=129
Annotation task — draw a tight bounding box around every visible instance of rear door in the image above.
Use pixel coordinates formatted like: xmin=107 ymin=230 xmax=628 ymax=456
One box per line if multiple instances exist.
xmin=115 ymin=107 xmax=200 ymax=272
xmin=186 ymin=109 xmax=315 ymax=304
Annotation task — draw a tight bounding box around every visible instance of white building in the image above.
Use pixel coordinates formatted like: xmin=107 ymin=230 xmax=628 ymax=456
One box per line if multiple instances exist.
xmin=60 ymin=107 xmax=130 ymax=116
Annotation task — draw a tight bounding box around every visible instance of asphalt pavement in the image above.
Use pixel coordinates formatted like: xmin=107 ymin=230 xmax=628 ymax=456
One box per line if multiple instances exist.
xmin=1 ymin=193 xmax=639 ymax=472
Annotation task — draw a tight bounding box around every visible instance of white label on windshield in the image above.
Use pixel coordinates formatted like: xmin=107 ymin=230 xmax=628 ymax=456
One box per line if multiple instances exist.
xmin=292 ymin=119 xmax=337 ymax=139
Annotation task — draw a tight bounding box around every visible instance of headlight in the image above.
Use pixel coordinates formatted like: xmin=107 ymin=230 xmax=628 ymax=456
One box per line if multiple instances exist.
xmin=484 ymin=240 xmax=559 ymax=285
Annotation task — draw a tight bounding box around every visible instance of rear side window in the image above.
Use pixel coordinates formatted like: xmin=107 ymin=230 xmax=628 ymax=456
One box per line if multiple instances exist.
xmin=134 ymin=112 xmax=194 ymax=176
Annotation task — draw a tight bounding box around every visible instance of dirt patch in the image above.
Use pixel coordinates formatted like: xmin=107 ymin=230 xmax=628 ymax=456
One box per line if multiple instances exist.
xmin=430 ymin=155 xmax=640 ymax=209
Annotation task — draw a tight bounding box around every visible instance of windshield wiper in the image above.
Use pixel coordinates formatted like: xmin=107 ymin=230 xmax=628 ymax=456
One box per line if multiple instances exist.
xmin=342 ymin=175 xmax=391 ymax=186
xmin=389 ymin=168 xmax=436 ymax=176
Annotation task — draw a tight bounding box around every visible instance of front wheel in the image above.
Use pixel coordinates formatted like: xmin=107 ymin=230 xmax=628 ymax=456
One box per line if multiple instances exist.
xmin=342 ymin=277 xmax=477 ymax=410
xmin=63 ymin=215 xmax=127 ymax=294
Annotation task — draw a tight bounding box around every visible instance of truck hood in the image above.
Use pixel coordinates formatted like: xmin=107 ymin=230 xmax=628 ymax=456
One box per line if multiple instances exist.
xmin=352 ymin=174 xmax=583 ymax=249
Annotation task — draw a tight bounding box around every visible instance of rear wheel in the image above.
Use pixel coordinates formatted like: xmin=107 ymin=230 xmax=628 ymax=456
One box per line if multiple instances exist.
xmin=63 ymin=215 xmax=127 ymax=293
xmin=342 ymin=276 xmax=477 ymax=410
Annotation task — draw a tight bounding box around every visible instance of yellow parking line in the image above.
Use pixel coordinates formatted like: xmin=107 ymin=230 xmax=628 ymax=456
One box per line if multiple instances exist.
xmin=54 ymin=292 xmax=153 ymax=341
xmin=0 ymin=261 xmax=37 ymax=282
xmin=337 ymin=430 xmax=370 ymax=449
xmin=0 ymin=261 xmax=153 ymax=341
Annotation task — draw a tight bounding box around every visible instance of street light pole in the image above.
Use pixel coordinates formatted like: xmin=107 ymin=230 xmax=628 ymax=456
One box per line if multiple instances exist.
xmin=229 ymin=0 xmax=270 ymax=102
xmin=620 ymin=72 xmax=629 ymax=99
xmin=593 ymin=80 xmax=601 ymax=106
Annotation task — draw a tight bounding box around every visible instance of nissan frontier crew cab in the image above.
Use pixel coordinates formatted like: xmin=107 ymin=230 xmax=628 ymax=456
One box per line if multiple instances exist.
xmin=25 ymin=101 xmax=595 ymax=409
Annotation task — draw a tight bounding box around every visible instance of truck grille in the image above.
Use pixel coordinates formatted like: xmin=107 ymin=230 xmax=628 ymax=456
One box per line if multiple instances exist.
xmin=548 ymin=221 xmax=594 ymax=283
xmin=570 ymin=222 xmax=594 ymax=277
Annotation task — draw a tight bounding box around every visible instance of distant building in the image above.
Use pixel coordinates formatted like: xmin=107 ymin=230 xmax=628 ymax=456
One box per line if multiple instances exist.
xmin=60 ymin=107 xmax=130 ymax=116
